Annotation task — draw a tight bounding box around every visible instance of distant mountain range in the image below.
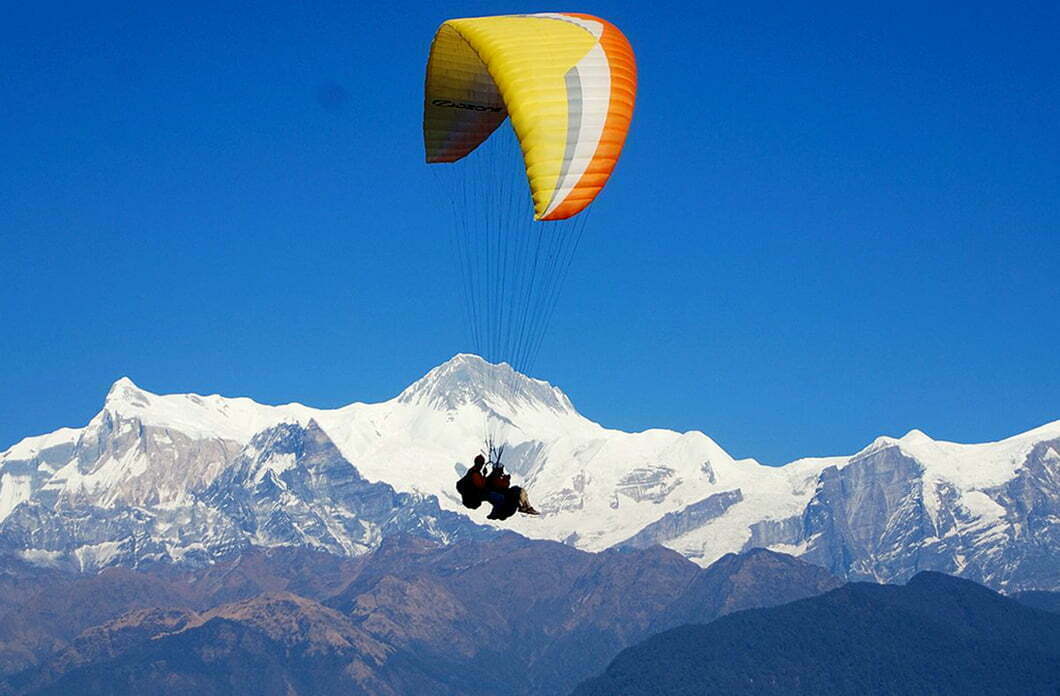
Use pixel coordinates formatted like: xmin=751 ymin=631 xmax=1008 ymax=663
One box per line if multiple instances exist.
xmin=1 ymin=354 xmax=1058 ymax=591
xmin=573 ymin=571 xmax=1060 ymax=696
xmin=0 ymin=536 xmax=840 ymax=695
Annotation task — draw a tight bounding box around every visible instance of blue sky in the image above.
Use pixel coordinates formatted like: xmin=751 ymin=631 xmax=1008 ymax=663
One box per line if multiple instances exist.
xmin=2 ymin=0 xmax=1057 ymax=464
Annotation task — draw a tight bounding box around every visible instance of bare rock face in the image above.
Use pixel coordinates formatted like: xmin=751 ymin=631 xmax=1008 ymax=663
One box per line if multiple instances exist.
xmin=740 ymin=437 xmax=1060 ymax=592
xmin=798 ymin=446 xmax=934 ymax=581
xmin=616 ymin=466 xmax=681 ymax=503
xmin=980 ymin=439 xmax=1060 ymax=591
xmin=618 ymin=489 xmax=743 ymax=549
xmin=57 ymin=410 xmax=242 ymax=510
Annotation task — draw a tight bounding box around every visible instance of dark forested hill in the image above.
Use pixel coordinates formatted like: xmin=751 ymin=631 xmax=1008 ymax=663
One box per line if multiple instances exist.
xmin=1014 ymin=590 xmax=1060 ymax=614
xmin=573 ymin=571 xmax=1060 ymax=696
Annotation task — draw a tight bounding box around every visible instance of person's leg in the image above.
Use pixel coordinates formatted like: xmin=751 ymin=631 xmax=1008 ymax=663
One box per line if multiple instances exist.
xmin=517 ymin=488 xmax=539 ymax=515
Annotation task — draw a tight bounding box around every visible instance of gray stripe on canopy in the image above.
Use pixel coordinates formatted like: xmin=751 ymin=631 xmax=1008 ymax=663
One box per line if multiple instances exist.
xmin=544 ymin=65 xmax=584 ymax=215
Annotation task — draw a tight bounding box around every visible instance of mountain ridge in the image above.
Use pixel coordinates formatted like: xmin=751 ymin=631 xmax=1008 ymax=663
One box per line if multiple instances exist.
xmin=2 ymin=354 xmax=1058 ymax=591
xmin=0 ymin=538 xmax=843 ymax=695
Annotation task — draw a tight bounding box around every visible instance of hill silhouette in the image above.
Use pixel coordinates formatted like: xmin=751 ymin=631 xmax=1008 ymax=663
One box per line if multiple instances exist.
xmin=573 ymin=571 xmax=1060 ymax=696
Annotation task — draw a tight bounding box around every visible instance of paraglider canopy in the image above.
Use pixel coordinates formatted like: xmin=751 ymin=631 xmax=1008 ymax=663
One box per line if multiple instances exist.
xmin=424 ymin=13 xmax=636 ymax=220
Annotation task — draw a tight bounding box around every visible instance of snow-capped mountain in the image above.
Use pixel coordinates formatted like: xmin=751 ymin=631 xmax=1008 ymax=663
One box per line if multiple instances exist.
xmin=1 ymin=354 xmax=1057 ymax=590
xmin=0 ymin=417 xmax=490 ymax=572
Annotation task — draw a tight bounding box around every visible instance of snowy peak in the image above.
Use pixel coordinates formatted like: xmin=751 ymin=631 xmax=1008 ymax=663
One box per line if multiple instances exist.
xmin=96 ymin=377 xmax=316 ymax=442
xmin=900 ymin=428 xmax=933 ymax=444
xmin=104 ymin=377 xmax=151 ymax=410
xmin=396 ymin=354 xmax=576 ymax=415
xmin=848 ymin=419 xmax=1060 ymax=490
xmin=236 ymin=420 xmax=359 ymax=487
xmin=247 ymin=420 xmax=324 ymax=457
xmin=1 ymin=427 xmax=81 ymax=461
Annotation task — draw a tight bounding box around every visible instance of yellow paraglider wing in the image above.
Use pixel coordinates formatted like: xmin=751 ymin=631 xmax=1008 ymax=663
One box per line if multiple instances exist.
xmin=424 ymin=13 xmax=636 ymax=220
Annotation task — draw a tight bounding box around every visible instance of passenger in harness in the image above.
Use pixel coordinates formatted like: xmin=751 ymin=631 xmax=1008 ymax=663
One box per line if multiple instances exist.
xmin=455 ymin=450 xmax=539 ymax=520
xmin=456 ymin=454 xmax=490 ymax=509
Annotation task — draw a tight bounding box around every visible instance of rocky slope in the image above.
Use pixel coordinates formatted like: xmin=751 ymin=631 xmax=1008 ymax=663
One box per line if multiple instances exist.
xmin=0 ymin=539 xmax=840 ymax=695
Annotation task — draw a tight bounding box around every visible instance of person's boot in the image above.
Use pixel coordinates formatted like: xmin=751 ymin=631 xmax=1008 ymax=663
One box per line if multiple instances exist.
xmin=517 ymin=490 xmax=540 ymax=515
xmin=519 ymin=503 xmax=540 ymax=515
